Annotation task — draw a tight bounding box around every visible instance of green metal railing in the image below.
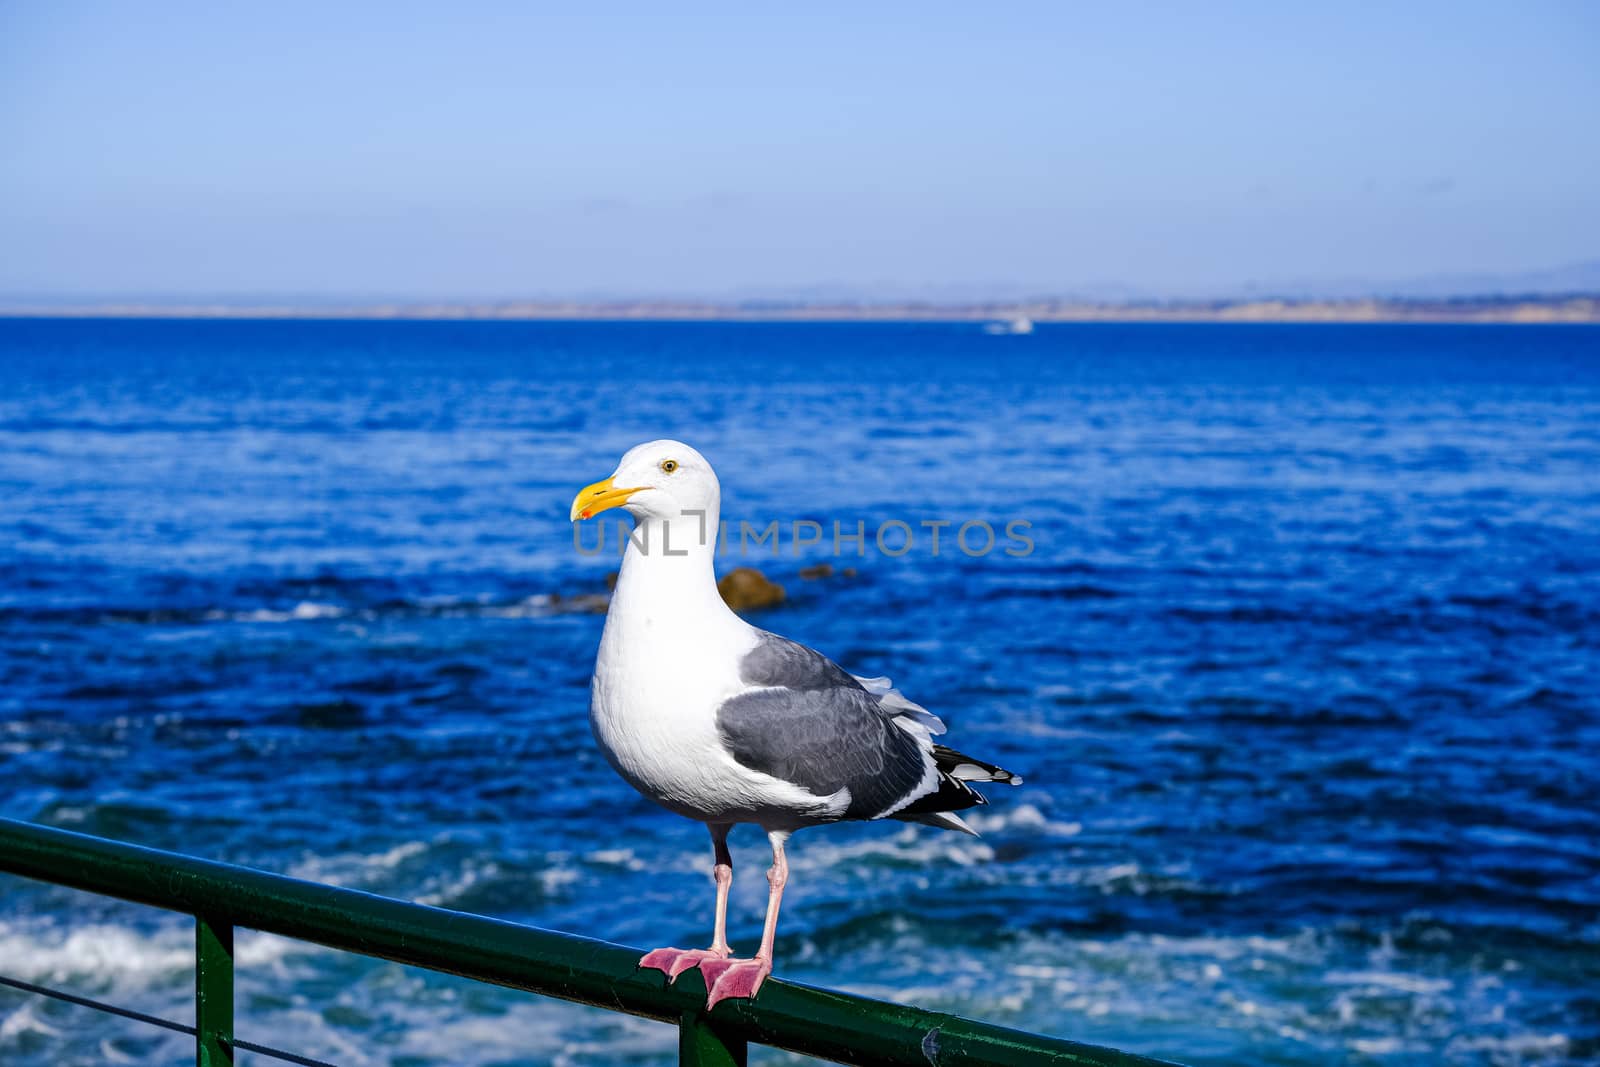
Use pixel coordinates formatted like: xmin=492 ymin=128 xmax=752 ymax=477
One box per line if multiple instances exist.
xmin=0 ymin=817 xmax=1181 ymax=1066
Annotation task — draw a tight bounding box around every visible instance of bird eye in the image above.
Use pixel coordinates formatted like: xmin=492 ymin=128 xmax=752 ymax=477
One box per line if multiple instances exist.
xmin=660 ymin=459 xmax=679 ymax=473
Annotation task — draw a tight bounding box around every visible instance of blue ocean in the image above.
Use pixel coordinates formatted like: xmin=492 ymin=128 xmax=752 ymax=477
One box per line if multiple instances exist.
xmin=2 ymin=318 xmax=1597 ymax=1066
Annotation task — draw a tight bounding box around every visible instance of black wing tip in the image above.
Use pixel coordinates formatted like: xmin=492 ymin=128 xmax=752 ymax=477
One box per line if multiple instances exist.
xmin=895 ymin=773 xmax=987 ymax=817
xmin=931 ymin=744 xmax=1024 ymax=786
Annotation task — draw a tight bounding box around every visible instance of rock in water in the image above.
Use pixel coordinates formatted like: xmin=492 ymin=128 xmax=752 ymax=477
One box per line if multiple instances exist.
xmin=717 ymin=567 xmax=785 ymax=612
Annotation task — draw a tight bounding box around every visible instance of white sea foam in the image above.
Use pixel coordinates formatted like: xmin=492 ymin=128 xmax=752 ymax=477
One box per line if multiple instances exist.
xmin=0 ymin=921 xmax=192 ymax=983
xmin=479 ymin=594 xmax=557 ymax=618
xmin=1350 ymin=1036 xmax=1411 ymax=1055
xmin=0 ymin=920 xmax=301 ymax=985
xmin=788 ymin=825 xmax=996 ymax=869
xmin=1 ymin=912 xmax=1570 ymax=1067
xmin=98 ymin=1037 xmax=140 ymax=1064
xmin=963 ymin=801 xmax=1082 ymax=837
xmin=587 ymin=847 xmax=645 ymax=869
xmin=538 ymin=866 xmax=581 ymax=894
xmin=395 ymin=1000 xmax=672 ymax=1067
xmin=208 ymin=600 xmax=347 ymax=623
xmin=1325 ymin=969 xmax=1453 ymax=996
xmin=285 ymin=840 xmax=429 ymax=884
xmin=0 ymin=1003 xmax=61 ymax=1040
xmin=1444 ymin=1032 xmax=1571 ymax=1058
xmin=0 ymin=920 xmax=315 ymax=1066
xmin=415 ymin=859 xmax=502 ymax=907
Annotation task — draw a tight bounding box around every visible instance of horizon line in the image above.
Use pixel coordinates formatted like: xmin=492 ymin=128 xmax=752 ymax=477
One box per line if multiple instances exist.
xmin=2 ymin=293 xmax=1599 ymax=326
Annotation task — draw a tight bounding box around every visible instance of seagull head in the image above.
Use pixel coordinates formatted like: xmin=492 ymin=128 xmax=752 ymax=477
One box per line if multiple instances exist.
xmin=569 ymin=440 xmax=721 ymax=529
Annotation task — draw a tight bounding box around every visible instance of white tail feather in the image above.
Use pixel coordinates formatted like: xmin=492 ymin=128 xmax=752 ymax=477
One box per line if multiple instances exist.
xmin=854 ymin=674 xmax=947 ymax=735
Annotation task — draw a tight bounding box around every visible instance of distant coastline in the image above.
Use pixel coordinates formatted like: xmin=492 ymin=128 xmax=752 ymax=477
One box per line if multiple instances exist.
xmin=2 ymin=295 xmax=1598 ymax=324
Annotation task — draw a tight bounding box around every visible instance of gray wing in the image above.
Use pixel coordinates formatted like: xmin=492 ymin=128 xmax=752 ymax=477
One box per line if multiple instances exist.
xmin=716 ymin=631 xmax=943 ymax=820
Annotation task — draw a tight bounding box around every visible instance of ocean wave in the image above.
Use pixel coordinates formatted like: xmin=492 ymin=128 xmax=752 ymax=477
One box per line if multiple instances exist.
xmin=218 ymin=600 xmax=346 ymax=623
xmin=0 ymin=920 xmax=296 ymax=985
xmin=788 ymin=825 xmax=996 ymax=870
xmin=814 ymin=923 xmax=1585 ymax=1067
xmin=286 ymin=840 xmax=431 ymax=884
xmin=393 ymin=999 xmax=671 ymax=1067
xmin=984 ymin=584 xmax=1122 ymax=601
xmin=282 ymin=839 xmax=591 ymax=914
xmin=2 ymin=908 xmax=1567 ymax=1067
xmin=0 ymin=591 xmax=605 ymax=628
xmin=6 ymin=324 xmax=1600 ymax=1066
xmin=963 ymin=802 xmax=1083 ymax=838
xmin=0 ymin=1004 xmax=62 ymax=1042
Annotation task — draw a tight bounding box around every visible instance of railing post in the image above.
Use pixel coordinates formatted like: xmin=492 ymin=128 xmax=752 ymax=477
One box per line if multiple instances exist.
xmin=679 ymin=1009 xmax=747 ymax=1067
xmin=195 ymin=914 xmax=234 ymax=1066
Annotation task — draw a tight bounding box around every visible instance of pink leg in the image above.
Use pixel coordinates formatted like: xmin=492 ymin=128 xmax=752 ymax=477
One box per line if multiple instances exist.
xmin=700 ymin=830 xmax=788 ymax=1010
xmin=638 ymin=824 xmax=734 ymax=981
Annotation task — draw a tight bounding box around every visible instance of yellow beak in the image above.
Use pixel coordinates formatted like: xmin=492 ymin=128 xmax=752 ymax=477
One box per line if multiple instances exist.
xmin=570 ymin=476 xmax=641 ymax=521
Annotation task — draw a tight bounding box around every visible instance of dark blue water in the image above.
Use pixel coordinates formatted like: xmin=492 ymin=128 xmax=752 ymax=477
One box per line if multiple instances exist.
xmin=2 ymin=319 xmax=1597 ymax=1066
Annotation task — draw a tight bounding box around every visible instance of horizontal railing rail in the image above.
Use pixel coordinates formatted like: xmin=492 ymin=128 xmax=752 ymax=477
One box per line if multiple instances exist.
xmin=0 ymin=817 xmax=1181 ymax=1066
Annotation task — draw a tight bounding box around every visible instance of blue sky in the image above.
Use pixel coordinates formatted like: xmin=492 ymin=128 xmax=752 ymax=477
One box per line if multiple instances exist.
xmin=2 ymin=2 xmax=1597 ymax=301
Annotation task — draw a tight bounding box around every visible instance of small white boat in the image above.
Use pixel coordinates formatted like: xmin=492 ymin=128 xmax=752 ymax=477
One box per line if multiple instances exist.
xmin=983 ymin=316 xmax=1034 ymax=335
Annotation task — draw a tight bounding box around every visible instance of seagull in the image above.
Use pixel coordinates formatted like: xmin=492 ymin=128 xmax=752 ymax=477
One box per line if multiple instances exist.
xmin=570 ymin=440 xmax=1021 ymax=1010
